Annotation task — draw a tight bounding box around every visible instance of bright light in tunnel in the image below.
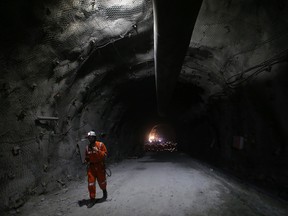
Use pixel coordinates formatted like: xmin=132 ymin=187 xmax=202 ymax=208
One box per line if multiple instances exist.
xmin=147 ymin=124 xmax=176 ymax=143
xmin=148 ymin=129 xmax=160 ymax=143
xmin=148 ymin=135 xmax=155 ymax=143
xmin=145 ymin=124 xmax=177 ymax=152
xmin=148 ymin=134 xmax=163 ymax=143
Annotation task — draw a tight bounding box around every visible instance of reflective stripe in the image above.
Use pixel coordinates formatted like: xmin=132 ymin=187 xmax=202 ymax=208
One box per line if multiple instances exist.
xmin=89 ymin=183 xmax=95 ymax=186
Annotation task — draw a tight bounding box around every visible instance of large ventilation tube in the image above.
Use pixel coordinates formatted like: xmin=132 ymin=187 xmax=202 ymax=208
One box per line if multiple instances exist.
xmin=153 ymin=0 xmax=203 ymax=117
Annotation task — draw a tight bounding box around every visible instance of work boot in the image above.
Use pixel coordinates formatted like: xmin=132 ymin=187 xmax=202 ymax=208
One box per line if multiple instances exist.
xmin=102 ymin=189 xmax=107 ymax=200
xmin=87 ymin=198 xmax=96 ymax=208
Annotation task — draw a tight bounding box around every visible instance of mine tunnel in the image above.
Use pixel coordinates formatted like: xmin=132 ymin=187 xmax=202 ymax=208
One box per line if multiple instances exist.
xmin=0 ymin=0 xmax=288 ymax=215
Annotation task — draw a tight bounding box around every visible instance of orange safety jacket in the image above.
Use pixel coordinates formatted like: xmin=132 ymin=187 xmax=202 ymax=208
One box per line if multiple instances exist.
xmin=85 ymin=141 xmax=107 ymax=164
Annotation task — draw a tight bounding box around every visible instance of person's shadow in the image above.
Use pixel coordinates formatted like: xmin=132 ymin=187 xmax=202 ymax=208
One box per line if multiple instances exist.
xmin=78 ymin=198 xmax=106 ymax=207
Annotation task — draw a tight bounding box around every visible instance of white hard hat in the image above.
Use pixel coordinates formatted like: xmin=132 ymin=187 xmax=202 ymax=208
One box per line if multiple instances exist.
xmin=87 ymin=131 xmax=96 ymax=137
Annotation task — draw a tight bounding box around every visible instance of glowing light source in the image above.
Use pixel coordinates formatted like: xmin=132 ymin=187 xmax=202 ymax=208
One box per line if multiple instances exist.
xmin=148 ymin=135 xmax=155 ymax=143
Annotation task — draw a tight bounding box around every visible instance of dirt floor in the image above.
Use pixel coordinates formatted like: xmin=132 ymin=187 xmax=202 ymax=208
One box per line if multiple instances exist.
xmin=9 ymin=152 xmax=288 ymax=216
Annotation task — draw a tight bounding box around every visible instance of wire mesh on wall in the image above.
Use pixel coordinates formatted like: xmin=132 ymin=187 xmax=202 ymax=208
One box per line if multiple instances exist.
xmin=0 ymin=0 xmax=153 ymax=211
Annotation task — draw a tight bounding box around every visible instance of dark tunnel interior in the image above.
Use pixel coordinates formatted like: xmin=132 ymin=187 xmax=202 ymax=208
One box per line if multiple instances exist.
xmin=114 ymin=77 xmax=205 ymax=157
xmin=0 ymin=0 xmax=288 ymax=213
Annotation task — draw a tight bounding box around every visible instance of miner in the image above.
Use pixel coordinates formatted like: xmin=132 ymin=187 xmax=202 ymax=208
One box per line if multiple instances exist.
xmin=85 ymin=130 xmax=108 ymax=208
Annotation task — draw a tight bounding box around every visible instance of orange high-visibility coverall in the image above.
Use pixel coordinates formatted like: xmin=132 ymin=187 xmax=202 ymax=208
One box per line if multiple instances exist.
xmin=85 ymin=141 xmax=107 ymax=199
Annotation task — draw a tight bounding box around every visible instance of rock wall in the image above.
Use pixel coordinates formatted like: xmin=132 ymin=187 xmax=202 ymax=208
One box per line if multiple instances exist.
xmin=177 ymin=0 xmax=288 ymax=198
xmin=0 ymin=0 xmax=153 ymax=211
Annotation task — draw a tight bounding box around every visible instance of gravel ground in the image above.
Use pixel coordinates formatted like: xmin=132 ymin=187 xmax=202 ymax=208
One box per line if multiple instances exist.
xmin=13 ymin=152 xmax=288 ymax=216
